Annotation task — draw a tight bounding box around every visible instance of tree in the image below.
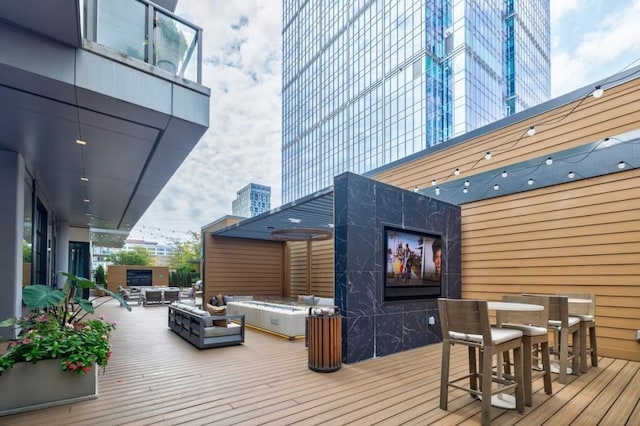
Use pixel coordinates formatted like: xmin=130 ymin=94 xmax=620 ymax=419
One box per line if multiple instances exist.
xmin=109 ymin=246 xmax=152 ymax=266
xmin=94 ymin=264 xmax=106 ymax=284
xmin=168 ymin=231 xmax=201 ymax=282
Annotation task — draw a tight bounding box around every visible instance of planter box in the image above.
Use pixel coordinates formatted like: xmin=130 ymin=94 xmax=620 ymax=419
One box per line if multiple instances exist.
xmin=0 ymin=359 xmax=98 ymax=416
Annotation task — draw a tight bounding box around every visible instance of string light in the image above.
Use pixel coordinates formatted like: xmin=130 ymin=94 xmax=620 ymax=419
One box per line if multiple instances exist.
xmin=431 ymin=179 xmax=437 ymax=186
xmin=527 ymin=178 xmax=534 ymax=185
xmin=463 ymin=187 xmax=468 ymax=194
xmin=592 ymin=85 xmax=604 ymax=98
xmin=527 ymin=126 xmax=536 ymax=136
xmin=618 ymin=161 xmax=626 ymax=169
xmin=545 ymin=157 xmax=553 ymax=165
xmin=435 ymin=187 xmax=440 ymax=195
xmin=453 ymin=168 xmax=460 ymax=175
xmin=568 ymin=171 xmax=575 ymax=179
xmin=493 ymin=183 xmax=499 ymax=190
xmin=501 ymin=170 xmax=508 ymax=178
xmin=485 ymin=152 xmax=492 ymax=160
xmin=464 ymin=180 xmax=470 ymax=187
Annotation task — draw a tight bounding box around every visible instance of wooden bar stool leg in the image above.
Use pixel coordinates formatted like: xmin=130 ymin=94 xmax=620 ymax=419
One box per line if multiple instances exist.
xmin=590 ymin=324 xmax=598 ymax=367
xmin=541 ymin=341 xmax=552 ymax=395
xmin=580 ymin=322 xmax=588 ymax=373
xmin=522 ymin=336 xmax=533 ymax=406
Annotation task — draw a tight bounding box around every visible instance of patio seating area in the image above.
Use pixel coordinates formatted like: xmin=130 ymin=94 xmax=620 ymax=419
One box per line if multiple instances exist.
xmin=2 ymin=300 xmax=638 ymax=425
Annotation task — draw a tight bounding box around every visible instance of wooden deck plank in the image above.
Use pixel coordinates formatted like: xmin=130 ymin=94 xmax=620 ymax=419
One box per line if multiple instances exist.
xmin=1 ymin=301 xmax=638 ymax=426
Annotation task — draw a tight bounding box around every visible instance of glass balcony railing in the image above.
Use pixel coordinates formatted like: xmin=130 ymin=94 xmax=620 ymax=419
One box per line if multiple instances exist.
xmin=82 ymin=0 xmax=202 ymax=84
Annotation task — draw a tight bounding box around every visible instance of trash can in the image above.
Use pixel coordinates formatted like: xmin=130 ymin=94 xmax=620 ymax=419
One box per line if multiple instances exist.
xmin=307 ymin=306 xmax=342 ymax=372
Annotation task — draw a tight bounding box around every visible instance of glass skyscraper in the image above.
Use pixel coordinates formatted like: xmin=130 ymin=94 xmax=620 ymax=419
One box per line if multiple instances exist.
xmin=281 ymin=0 xmax=550 ymax=203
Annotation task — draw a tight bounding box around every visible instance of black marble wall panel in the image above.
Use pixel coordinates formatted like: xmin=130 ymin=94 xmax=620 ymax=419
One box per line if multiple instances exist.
xmin=334 ymin=172 xmax=461 ymax=364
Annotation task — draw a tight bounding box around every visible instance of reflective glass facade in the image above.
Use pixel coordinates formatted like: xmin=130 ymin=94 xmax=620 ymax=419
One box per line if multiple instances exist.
xmin=282 ymin=0 xmax=550 ymax=203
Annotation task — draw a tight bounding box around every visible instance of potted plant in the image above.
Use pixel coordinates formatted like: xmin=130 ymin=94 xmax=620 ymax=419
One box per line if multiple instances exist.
xmin=0 ymin=272 xmax=130 ymax=416
xmin=155 ymin=14 xmax=188 ymax=74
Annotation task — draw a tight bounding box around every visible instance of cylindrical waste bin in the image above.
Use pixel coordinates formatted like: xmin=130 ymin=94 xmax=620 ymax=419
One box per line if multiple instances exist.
xmin=307 ymin=306 xmax=342 ymax=372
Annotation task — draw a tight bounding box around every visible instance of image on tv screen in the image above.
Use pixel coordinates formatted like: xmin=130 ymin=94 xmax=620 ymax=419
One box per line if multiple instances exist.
xmin=384 ymin=227 xmax=442 ymax=301
xmin=126 ymin=269 xmax=153 ymax=287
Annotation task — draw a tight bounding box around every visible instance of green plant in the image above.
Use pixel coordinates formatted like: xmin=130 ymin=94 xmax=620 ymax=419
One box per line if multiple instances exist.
xmin=0 ymin=272 xmax=131 ymax=375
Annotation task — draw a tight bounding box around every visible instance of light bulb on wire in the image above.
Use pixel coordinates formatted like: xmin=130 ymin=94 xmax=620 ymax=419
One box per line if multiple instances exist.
xmin=592 ymin=85 xmax=604 ymax=98
xmin=527 ymin=126 xmax=536 ymax=136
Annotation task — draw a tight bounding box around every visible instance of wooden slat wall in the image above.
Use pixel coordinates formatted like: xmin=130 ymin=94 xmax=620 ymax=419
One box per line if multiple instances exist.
xmin=461 ymin=168 xmax=640 ymax=361
xmin=105 ymin=265 xmax=169 ymax=292
xmin=203 ymin=235 xmax=284 ymax=304
xmin=289 ymin=239 xmax=335 ymax=298
xmin=371 ymin=76 xmax=640 ymax=362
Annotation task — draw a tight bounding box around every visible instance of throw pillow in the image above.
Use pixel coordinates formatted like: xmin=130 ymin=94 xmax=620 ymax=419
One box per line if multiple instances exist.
xmin=216 ymin=293 xmax=225 ymax=306
xmin=205 ymin=303 xmax=228 ymax=327
xmin=302 ymin=295 xmax=315 ymax=305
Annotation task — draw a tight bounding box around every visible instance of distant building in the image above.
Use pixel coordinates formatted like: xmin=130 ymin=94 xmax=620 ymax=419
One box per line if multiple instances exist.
xmin=232 ymin=183 xmax=271 ymax=217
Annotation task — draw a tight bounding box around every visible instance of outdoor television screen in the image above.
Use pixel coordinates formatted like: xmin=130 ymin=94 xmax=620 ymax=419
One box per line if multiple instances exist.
xmin=126 ymin=269 xmax=153 ymax=287
xmin=384 ymin=227 xmax=442 ymax=301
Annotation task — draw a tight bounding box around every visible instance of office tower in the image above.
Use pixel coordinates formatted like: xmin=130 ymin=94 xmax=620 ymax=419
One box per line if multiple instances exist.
xmin=281 ymin=0 xmax=550 ymax=202
xmin=232 ymin=183 xmax=272 ymax=217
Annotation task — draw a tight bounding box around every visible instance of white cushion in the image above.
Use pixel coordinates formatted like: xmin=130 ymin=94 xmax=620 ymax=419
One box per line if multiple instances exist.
xmin=572 ymin=314 xmax=594 ymax=322
xmin=502 ymin=323 xmax=548 ymax=336
xmin=548 ymin=317 xmax=580 ymax=328
xmin=449 ymin=328 xmax=522 ymax=345
xmin=204 ymin=323 xmax=241 ymax=338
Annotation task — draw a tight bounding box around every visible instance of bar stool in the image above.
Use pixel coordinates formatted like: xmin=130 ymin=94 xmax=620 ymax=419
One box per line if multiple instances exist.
xmin=499 ymin=294 xmax=553 ymax=406
xmin=547 ymin=295 xmax=581 ymax=384
xmin=558 ymin=293 xmax=598 ymax=373
xmin=438 ymin=298 xmax=524 ymax=426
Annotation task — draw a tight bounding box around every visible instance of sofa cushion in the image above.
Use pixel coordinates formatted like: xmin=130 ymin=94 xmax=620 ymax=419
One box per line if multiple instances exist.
xmin=216 ymin=294 xmax=225 ymax=306
xmin=204 ymin=323 xmax=241 ymax=337
xmin=206 ymin=304 xmax=228 ymax=327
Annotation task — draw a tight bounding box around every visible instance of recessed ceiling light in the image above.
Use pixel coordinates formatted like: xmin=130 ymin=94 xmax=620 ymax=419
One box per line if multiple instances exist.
xmin=76 ymin=139 xmax=87 ymax=145
xmin=288 ymin=218 xmax=301 ymax=223
xmin=81 ymin=177 xmax=89 ymax=182
xmin=83 ymin=199 xmax=90 ymax=203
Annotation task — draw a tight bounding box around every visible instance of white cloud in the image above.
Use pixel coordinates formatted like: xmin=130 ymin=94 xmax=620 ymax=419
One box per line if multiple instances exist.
xmin=551 ymin=0 xmax=640 ymax=96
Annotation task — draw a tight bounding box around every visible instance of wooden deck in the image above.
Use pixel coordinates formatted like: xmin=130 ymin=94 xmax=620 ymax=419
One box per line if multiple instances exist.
xmin=3 ymin=301 xmax=639 ymax=425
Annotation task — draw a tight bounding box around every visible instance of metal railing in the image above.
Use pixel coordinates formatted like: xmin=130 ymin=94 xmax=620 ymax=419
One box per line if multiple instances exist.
xmin=82 ymin=0 xmax=202 ymax=84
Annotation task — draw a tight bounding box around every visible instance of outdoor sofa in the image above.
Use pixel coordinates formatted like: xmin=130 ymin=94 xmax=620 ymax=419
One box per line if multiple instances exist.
xmin=168 ymin=302 xmax=245 ymax=349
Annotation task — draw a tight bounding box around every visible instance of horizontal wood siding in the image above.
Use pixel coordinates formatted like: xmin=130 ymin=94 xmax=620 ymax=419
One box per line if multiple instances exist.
xmin=371 ymin=77 xmax=640 ymax=362
xmin=460 ymin=169 xmax=640 ymax=361
xmin=288 ymin=239 xmax=335 ymax=298
xmin=203 ymin=236 xmax=284 ymax=304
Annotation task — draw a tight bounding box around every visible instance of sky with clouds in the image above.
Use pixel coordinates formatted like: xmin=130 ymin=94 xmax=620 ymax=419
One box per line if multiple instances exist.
xmin=129 ymin=0 xmax=640 ymax=243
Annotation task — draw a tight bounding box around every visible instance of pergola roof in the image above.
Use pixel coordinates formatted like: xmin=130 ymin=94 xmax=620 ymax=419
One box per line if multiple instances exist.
xmin=212 ymin=187 xmax=334 ymax=241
